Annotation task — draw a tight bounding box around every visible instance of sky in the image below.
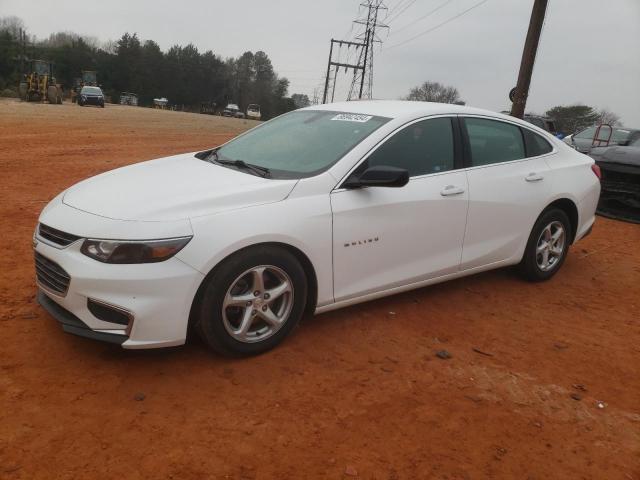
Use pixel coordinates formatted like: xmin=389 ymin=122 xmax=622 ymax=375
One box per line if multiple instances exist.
xmin=2 ymin=0 xmax=639 ymax=125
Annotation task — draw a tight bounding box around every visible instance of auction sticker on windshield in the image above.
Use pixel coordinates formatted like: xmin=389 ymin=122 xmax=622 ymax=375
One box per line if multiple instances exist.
xmin=331 ymin=113 xmax=373 ymax=122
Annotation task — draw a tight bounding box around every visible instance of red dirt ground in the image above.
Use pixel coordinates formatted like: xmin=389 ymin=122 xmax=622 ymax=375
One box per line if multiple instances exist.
xmin=1 ymin=99 xmax=639 ymax=479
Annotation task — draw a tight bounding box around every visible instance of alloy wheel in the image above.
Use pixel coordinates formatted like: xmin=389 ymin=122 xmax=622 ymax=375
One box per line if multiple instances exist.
xmin=221 ymin=265 xmax=294 ymax=343
xmin=536 ymin=221 xmax=566 ymax=272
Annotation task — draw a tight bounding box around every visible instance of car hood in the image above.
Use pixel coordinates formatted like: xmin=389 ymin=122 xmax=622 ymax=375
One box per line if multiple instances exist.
xmin=62 ymin=153 xmax=298 ymax=221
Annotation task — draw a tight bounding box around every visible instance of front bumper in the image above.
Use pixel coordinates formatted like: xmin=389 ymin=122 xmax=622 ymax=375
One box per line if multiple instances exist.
xmin=596 ymin=161 xmax=640 ymax=223
xmin=81 ymin=96 xmax=104 ymax=105
xmin=34 ymin=230 xmax=205 ymax=349
xmin=38 ymin=290 xmax=127 ymax=345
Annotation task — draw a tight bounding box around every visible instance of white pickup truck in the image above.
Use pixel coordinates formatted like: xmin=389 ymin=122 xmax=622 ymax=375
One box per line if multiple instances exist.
xmin=247 ymin=104 xmax=261 ymax=120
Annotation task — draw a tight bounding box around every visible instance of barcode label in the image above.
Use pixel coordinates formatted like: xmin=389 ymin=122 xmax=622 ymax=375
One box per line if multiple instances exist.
xmin=331 ymin=113 xmax=373 ymax=123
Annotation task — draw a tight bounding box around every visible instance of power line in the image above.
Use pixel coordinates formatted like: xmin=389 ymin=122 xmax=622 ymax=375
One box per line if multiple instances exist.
xmin=384 ymin=0 xmax=411 ymax=19
xmin=390 ymin=0 xmax=455 ymax=36
xmin=385 ymin=0 xmax=491 ymax=49
xmin=386 ymin=0 xmax=419 ymax=24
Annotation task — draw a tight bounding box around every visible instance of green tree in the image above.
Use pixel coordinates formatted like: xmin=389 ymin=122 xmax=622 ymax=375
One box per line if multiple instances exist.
xmin=252 ymin=51 xmax=276 ymax=117
xmin=113 ymin=33 xmax=141 ymax=93
xmin=291 ymin=93 xmax=310 ymax=109
xmin=545 ymin=105 xmax=600 ymax=134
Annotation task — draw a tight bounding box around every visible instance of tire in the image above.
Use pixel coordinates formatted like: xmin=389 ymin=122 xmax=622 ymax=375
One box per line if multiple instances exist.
xmin=519 ymin=208 xmax=571 ymax=282
xmin=195 ymin=245 xmax=308 ymax=356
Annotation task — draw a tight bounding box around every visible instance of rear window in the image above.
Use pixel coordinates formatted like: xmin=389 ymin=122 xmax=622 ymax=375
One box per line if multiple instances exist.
xmin=523 ymin=129 xmax=553 ymax=157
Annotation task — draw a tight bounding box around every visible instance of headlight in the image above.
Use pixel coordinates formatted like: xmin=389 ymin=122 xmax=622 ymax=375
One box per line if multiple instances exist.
xmin=80 ymin=237 xmax=192 ymax=264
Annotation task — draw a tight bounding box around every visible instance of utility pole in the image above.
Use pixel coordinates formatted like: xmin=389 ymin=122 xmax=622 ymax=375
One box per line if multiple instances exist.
xmin=322 ymin=39 xmax=335 ymax=104
xmin=510 ymin=0 xmax=549 ymax=119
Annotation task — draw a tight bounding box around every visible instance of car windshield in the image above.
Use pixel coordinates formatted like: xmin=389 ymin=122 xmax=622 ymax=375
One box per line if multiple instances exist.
xmin=574 ymin=126 xmax=596 ymax=139
xmin=226 ymin=105 xmax=239 ymax=110
xmin=214 ymin=110 xmax=390 ymax=179
xmin=81 ymin=87 xmax=102 ymax=95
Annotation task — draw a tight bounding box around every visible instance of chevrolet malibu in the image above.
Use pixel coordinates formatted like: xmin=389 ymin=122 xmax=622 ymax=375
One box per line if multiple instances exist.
xmin=34 ymin=101 xmax=601 ymax=355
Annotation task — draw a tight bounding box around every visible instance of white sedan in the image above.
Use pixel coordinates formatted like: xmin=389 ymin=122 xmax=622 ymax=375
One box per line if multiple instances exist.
xmin=34 ymin=101 xmax=601 ymax=355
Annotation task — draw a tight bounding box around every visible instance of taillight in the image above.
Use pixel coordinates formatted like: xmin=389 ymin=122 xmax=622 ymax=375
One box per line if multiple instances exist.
xmin=591 ymin=164 xmax=601 ymax=180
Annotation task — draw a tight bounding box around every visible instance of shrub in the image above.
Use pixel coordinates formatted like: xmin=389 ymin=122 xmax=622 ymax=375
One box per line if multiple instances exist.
xmin=0 ymin=88 xmax=19 ymax=98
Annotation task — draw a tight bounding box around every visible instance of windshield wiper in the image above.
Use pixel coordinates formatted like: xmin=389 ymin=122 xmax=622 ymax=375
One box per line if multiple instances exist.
xmin=215 ymin=158 xmax=271 ymax=178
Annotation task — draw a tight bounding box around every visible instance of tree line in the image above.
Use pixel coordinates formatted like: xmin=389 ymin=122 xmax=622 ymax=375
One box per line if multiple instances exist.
xmin=0 ymin=16 xmax=301 ymax=119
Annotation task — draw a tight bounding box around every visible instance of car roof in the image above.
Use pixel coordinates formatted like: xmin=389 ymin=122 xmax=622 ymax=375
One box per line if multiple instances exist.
xmin=303 ymin=100 xmax=513 ymax=121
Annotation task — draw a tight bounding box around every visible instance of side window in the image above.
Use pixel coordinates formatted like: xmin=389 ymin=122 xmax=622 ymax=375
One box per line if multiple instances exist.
xmin=464 ymin=118 xmax=525 ymax=166
xmin=364 ymin=117 xmax=455 ymax=177
xmin=523 ymin=128 xmax=553 ymax=157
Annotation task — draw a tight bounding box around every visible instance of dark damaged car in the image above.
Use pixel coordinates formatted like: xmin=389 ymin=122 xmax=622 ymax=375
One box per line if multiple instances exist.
xmin=588 ymin=134 xmax=640 ymax=223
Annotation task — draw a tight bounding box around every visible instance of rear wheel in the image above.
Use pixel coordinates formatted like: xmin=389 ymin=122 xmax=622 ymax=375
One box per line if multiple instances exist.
xmin=519 ymin=208 xmax=571 ymax=281
xmin=195 ymin=246 xmax=307 ymax=356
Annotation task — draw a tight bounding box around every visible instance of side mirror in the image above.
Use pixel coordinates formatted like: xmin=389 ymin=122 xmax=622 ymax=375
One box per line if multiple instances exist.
xmin=343 ymin=165 xmax=409 ymax=189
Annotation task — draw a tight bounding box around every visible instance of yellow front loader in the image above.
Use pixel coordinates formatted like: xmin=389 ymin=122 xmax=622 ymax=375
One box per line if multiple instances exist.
xmin=18 ymin=60 xmax=63 ymax=104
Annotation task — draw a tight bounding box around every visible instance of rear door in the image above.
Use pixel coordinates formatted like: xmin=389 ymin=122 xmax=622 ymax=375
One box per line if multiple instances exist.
xmin=460 ymin=116 xmax=553 ymax=270
xmin=331 ymin=116 xmax=469 ymax=302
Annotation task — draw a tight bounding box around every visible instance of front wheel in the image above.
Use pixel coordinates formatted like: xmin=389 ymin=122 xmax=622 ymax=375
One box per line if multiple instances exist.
xmin=195 ymin=246 xmax=308 ymax=356
xmin=519 ymin=208 xmax=571 ymax=281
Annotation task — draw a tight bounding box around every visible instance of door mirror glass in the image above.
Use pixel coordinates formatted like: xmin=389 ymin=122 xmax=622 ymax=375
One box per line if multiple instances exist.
xmin=343 ymin=165 xmax=409 ymax=189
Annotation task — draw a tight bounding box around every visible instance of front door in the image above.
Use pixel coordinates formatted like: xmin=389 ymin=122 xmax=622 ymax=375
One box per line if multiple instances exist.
xmin=331 ymin=116 xmax=469 ymax=303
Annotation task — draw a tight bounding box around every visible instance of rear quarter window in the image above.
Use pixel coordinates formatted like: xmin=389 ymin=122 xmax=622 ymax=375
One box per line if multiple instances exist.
xmin=523 ymin=129 xmax=553 ymax=157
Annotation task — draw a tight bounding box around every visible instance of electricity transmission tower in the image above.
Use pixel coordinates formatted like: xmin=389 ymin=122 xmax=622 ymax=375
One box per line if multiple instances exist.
xmin=322 ymin=0 xmax=388 ymax=103
xmin=347 ymin=0 xmax=388 ymax=101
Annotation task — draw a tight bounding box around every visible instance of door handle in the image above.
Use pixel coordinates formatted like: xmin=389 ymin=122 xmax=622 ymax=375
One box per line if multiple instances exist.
xmin=525 ymin=172 xmax=544 ymax=182
xmin=440 ymin=185 xmax=465 ymax=196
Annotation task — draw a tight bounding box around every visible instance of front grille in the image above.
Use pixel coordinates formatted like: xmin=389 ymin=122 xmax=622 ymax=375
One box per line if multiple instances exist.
xmin=597 ymin=162 xmax=640 ymax=223
xmin=35 ymin=252 xmax=71 ymax=296
xmin=38 ymin=223 xmax=81 ymax=247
